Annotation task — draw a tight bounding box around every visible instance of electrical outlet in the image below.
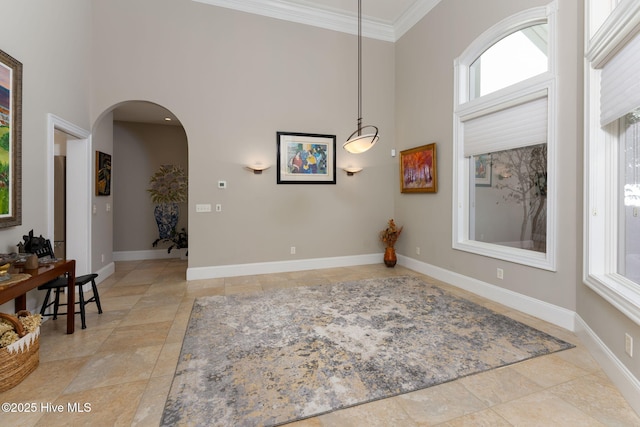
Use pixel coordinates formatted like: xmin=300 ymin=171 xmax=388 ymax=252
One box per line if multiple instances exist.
xmin=215 ymin=204 xmax=222 ymax=212
xmin=416 ymin=247 xmax=421 ymax=255
xmin=290 ymin=246 xmax=296 ymax=255
xmin=625 ymin=333 xmax=633 ymax=357
xmin=497 ymin=268 xmax=504 ymax=280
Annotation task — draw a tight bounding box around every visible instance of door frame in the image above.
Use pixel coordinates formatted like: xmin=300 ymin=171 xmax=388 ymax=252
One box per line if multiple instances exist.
xmin=47 ymin=114 xmax=91 ymax=275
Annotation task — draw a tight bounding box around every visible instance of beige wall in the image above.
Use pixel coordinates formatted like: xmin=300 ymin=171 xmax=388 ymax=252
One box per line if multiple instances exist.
xmin=91 ymin=0 xmax=396 ymax=268
xmin=0 ymin=0 xmax=92 ymax=313
xmin=113 ymin=121 xmax=188 ymax=252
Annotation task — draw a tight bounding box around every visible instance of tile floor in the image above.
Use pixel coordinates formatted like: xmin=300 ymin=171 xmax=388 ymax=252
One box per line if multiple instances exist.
xmin=1 ymin=259 xmax=639 ymax=426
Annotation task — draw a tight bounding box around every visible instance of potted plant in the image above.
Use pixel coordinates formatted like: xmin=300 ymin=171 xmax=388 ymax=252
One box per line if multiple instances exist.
xmin=147 ymin=164 xmax=188 ymax=247
xmin=379 ymin=219 xmax=403 ymax=267
xmin=152 ymin=227 xmax=188 ymax=256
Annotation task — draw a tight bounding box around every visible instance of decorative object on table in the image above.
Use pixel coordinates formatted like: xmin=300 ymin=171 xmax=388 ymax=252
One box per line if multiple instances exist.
xmin=161 ymin=276 xmax=574 ymax=427
xmin=95 ymin=151 xmax=112 ymax=196
xmin=16 ymin=230 xmax=54 ymax=261
xmin=380 ymin=219 xmax=403 ymax=267
xmin=147 ymin=164 xmax=188 ymax=243
xmin=400 ymin=143 xmax=438 ymax=193
xmin=0 ymin=48 xmax=23 ymax=229
xmin=0 ymin=311 xmax=41 ymax=392
xmin=18 ymin=230 xmax=45 ymax=253
xmin=24 ymin=254 xmax=38 ymax=269
xmin=277 ymin=132 xmax=336 ymax=184
xmin=342 ymin=0 xmax=379 ymax=154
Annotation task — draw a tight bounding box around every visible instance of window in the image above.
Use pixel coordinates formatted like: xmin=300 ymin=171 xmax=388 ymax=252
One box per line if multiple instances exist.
xmin=453 ymin=4 xmax=557 ymax=270
xmin=585 ymin=0 xmax=640 ymax=324
xmin=470 ymin=24 xmax=548 ymax=100
xmin=620 ymin=110 xmax=640 ymax=284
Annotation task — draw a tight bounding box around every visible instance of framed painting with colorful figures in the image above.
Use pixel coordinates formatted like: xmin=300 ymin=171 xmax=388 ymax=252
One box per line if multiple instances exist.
xmin=277 ymin=131 xmax=336 ymax=184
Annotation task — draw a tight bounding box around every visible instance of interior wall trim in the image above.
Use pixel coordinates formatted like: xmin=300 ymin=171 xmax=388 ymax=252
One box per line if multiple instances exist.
xmin=191 ymin=0 xmax=441 ymax=42
xmin=186 ymin=253 xmax=380 ymax=280
xmin=398 ymin=255 xmax=575 ymax=331
xmin=575 ymin=315 xmax=640 ymax=416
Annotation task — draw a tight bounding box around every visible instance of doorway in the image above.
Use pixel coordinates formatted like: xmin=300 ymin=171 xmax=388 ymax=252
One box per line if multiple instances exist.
xmin=47 ymin=114 xmax=91 ymax=276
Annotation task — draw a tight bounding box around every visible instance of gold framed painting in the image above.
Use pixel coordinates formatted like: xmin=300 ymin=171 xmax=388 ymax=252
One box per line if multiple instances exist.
xmin=400 ymin=143 xmax=437 ymax=193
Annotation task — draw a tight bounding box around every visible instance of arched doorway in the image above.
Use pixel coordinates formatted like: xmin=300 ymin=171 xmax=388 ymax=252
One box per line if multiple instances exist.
xmin=94 ymin=101 xmax=188 ymax=266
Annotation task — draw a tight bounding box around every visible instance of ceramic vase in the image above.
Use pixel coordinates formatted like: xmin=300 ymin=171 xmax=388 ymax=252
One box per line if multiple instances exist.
xmin=384 ymin=247 xmax=397 ymax=267
xmin=154 ymin=203 xmax=179 ymax=239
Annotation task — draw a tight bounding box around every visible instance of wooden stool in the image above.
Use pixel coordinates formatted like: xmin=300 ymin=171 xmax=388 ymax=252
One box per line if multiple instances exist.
xmin=38 ymin=273 xmax=102 ymax=329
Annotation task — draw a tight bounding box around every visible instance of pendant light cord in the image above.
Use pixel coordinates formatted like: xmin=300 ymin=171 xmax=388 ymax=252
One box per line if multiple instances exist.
xmin=357 ymin=0 xmax=362 ymax=136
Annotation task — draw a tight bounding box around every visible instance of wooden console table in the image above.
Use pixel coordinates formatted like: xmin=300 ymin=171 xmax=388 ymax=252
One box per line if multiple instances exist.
xmin=0 ymin=259 xmax=76 ymax=334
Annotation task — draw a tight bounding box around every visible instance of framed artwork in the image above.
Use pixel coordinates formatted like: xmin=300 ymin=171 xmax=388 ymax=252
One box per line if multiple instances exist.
xmin=277 ymin=131 xmax=336 ymax=184
xmin=0 ymin=49 xmax=22 ymax=228
xmin=400 ymin=143 xmax=437 ymax=193
xmin=96 ymin=151 xmax=112 ymax=196
xmin=474 ymin=153 xmax=492 ymax=187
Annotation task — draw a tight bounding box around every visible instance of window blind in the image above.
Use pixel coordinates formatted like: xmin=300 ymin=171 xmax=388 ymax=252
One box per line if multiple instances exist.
xmin=600 ymin=32 xmax=640 ymax=126
xmin=463 ymin=95 xmax=548 ymax=157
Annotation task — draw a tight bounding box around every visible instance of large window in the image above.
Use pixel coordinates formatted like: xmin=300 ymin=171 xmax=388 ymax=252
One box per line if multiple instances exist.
xmin=585 ymin=0 xmax=640 ymax=324
xmin=453 ymin=4 xmax=557 ymax=270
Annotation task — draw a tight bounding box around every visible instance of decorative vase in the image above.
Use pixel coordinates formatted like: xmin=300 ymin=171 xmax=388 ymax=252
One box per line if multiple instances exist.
xmin=384 ymin=247 xmax=397 ymax=267
xmin=154 ymin=203 xmax=179 ymax=239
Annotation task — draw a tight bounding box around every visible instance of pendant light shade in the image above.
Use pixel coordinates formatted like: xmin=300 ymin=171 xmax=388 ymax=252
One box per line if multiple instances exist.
xmin=344 ymin=123 xmax=379 ymax=154
xmin=343 ymin=0 xmax=379 ymax=154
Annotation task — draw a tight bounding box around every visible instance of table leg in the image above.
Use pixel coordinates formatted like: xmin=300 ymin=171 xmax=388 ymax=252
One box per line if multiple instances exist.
xmin=14 ymin=294 xmax=27 ymax=312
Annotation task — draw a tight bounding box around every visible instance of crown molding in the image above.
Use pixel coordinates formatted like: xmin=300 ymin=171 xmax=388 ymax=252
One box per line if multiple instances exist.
xmin=192 ymin=0 xmax=441 ymax=42
xmin=394 ymin=0 xmax=441 ymax=40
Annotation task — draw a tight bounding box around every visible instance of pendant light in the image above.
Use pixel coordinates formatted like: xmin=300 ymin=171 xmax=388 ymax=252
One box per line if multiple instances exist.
xmin=343 ymin=0 xmax=379 ymax=154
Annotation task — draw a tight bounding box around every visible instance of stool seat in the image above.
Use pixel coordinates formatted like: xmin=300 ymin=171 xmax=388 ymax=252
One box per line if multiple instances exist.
xmin=38 ymin=273 xmax=102 ymax=329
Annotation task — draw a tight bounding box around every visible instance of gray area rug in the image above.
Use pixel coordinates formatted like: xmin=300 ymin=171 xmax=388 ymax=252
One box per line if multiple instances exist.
xmin=162 ymin=276 xmax=573 ymax=426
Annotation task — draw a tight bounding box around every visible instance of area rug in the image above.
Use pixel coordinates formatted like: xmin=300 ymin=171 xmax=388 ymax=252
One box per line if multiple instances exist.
xmin=162 ymin=276 xmax=573 ymax=426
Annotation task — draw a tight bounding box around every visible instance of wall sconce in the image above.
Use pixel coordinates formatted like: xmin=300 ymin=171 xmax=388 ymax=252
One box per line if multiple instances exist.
xmin=498 ymin=168 xmax=511 ymax=179
xmin=246 ymin=164 xmax=270 ymax=174
xmin=343 ymin=167 xmax=363 ymax=176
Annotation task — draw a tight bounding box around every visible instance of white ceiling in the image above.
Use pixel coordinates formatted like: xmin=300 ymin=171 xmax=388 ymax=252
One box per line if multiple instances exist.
xmin=113 ymin=1 xmax=440 ymax=125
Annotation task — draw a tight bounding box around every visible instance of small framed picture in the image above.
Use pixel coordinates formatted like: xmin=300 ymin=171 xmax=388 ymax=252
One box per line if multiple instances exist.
xmin=400 ymin=143 xmax=437 ymax=193
xmin=95 ymin=151 xmax=112 ymax=196
xmin=277 ymin=131 xmax=336 ymax=184
xmin=474 ymin=153 xmax=492 ymax=187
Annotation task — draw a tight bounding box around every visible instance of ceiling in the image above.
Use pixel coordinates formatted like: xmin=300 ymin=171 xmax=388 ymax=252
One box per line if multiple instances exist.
xmin=112 ymin=101 xmax=181 ymax=127
xmin=112 ymin=1 xmax=440 ymax=126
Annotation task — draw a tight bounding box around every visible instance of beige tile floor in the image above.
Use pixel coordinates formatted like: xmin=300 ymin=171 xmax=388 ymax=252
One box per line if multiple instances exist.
xmin=1 ymin=259 xmax=639 ymax=426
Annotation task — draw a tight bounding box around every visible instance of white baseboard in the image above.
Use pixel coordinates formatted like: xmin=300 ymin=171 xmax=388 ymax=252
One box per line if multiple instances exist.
xmin=94 ymin=262 xmax=115 ymax=285
xmin=397 ymin=255 xmax=576 ymax=331
xmin=575 ymin=315 xmax=640 ymax=415
xmin=113 ymin=249 xmax=185 ymax=262
xmin=186 ymin=254 xmax=381 ymax=280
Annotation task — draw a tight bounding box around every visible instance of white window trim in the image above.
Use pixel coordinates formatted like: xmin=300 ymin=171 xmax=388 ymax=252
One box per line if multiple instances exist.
xmin=584 ymin=0 xmax=640 ymax=326
xmin=452 ymin=3 xmax=558 ymax=271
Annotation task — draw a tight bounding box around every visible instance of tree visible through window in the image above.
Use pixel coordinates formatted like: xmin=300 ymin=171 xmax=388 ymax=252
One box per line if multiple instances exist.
xmin=453 ymin=5 xmax=556 ymax=270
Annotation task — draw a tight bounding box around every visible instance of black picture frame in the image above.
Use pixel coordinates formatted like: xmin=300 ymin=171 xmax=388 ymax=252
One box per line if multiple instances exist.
xmin=277 ymin=131 xmax=336 ymax=184
xmin=96 ymin=151 xmax=112 ymax=196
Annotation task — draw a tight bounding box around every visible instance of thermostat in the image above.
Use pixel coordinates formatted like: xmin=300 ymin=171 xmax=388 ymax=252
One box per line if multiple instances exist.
xmin=218 ymin=180 xmax=227 ymax=189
